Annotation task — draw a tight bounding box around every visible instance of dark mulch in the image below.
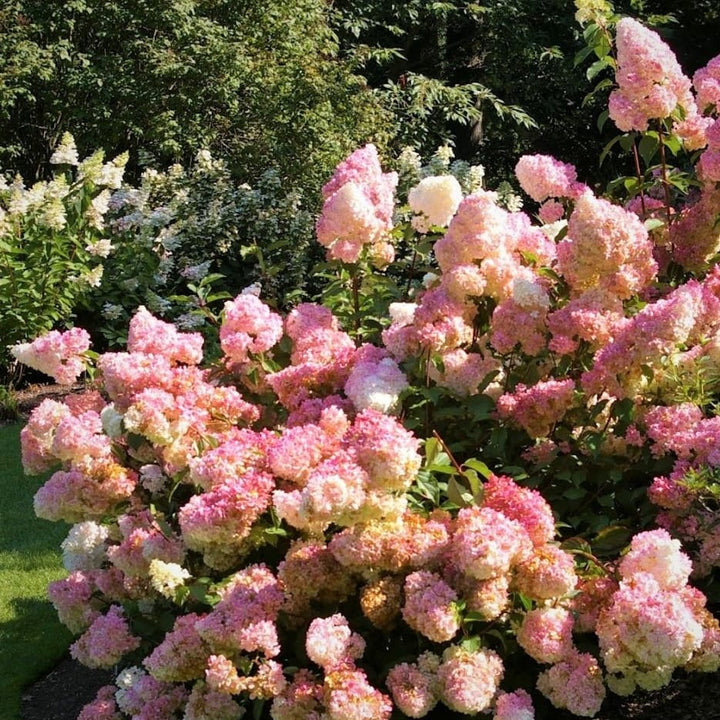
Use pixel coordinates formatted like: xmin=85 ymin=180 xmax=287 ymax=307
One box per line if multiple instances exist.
xmin=21 ymin=656 xmax=112 ymax=720
xmin=19 ymin=657 xmax=720 ymax=720
xmin=13 ymin=383 xmax=84 ymax=418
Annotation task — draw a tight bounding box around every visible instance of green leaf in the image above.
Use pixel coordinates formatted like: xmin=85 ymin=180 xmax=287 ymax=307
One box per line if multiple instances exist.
xmin=459 ymin=635 xmax=483 ymax=652
xmin=592 ymin=525 xmax=632 ymax=556
xmin=586 ymin=57 xmax=611 ymax=82
xmin=663 ymin=133 xmax=682 ymax=156
xmin=463 ymin=458 xmax=493 ymax=478
xmin=446 ymin=475 xmax=472 ymax=507
xmin=638 ymin=133 xmax=659 ymax=166
xmin=644 ymin=218 xmax=665 ymax=231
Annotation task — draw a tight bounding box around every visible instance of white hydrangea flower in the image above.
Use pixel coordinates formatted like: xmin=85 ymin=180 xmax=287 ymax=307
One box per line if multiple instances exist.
xmin=541 ymin=219 xmax=567 ymax=241
xmin=50 ymin=132 xmax=79 ymax=166
xmin=408 ymin=175 xmax=463 ymax=233
xmin=148 ymin=559 xmax=191 ymax=599
xmin=84 ymin=265 xmax=104 ymax=287
xmin=196 ymin=149 xmax=213 ymax=166
xmin=115 ymin=666 xmax=146 ymax=711
xmin=78 ymin=149 xmax=105 ymax=184
xmin=86 ymin=238 xmax=114 ymax=257
xmin=86 ymin=189 xmax=111 ymax=230
xmin=42 ymin=200 xmax=67 ymax=231
xmin=345 ymin=357 xmax=409 ymax=414
xmin=512 ymin=278 xmax=551 ymax=311
xmin=467 ymin=165 xmax=486 ymax=193
xmin=100 ymin=404 xmax=124 ymax=438
xmin=61 ymin=521 xmax=109 ymax=571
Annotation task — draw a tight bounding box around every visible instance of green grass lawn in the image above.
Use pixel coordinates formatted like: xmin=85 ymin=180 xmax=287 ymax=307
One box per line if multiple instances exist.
xmin=0 ymin=422 xmax=72 ymax=720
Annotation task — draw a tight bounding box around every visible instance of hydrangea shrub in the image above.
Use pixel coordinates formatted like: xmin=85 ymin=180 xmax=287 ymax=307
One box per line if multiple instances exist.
xmin=13 ymin=13 xmax=720 ymax=720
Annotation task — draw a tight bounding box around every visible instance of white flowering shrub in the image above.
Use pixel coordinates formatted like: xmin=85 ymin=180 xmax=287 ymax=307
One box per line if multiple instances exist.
xmin=85 ymin=151 xmax=316 ymax=348
xmin=0 ymin=133 xmax=127 ymax=379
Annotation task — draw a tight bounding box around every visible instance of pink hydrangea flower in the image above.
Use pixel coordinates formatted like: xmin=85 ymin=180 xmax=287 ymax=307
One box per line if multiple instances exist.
xmin=596 ymin=572 xmax=704 ymax=689
xmin=515 ymin=154 xmax=585 ymax=202
xmin=581 ymin=280 xmax=704 ymax=398
xmin=451 ymin=506 xmax=532 ymax=580
xmin=115 ymin=670 xmax=189 ymax=720
xmin=127 ymin=306 xmax=204 ymax=364
xmin=490 ymin=298 xmax=548 ymax=357
xmin=277 ymin=539 xmax=355 ymax=620
xmin=274 ymin=451 xmax=368 ymax=532
xmin=20 ymin=398 xmax=73 ymax=474
xmin=517 ymin=607 xmax=575 ymax=664
xmin=178 ymin=470 xmax=275 ymax=569
xmin=316 ymin=182 xmax=391 ymax=263
xmin=70 ymin=605 xmax=140 ymax=669
xmin=51 ymin=410 xmax=110 ymax=463
xmin=78 ymin=686 xmax=121 ymax=720
xmin=618 ymin=529 xmax=693 ymax=589
xmin=48 ymin=570 xmax=102 ymax=634
xmin=205 ymin=654 xmax=243 ymax=694
xmin=571 ymin=575 xmax=620 ymax=634
xmin=538 ymin=199 xmax=565 ymax=224
xmin=316 ymin=144 xmax=398 ymax=265
xmin=558 ymin=190 xmax=657 ymax=299
xmin=220 ymin=293 xmax=283 ymax=364
xmin=189 ymin=429 xmax=275 ymax=490
xmin=344 ymin=409 xmax=421 ymax=492
xmin=268 ymin=422 xmax=338 ymax=486
xmin=669 ymin=189 xmax=720 ymax=271
xmin=11 ymin=327 xmax=90 ymax=384
xmin=329 ymin=512 xmax=449 ymax=575
xmin=513 ymin=544 xmax=578 ymax=599
xmin=195 ymin=564 xmax=283 ymax=659
xmin=437 ymin=645 xmax=504 ymax=714
xmin=609 ymin=17 xmax=694 ymax=132
xmin=323 ymin=667 xmax=393 ymax=720
xmin=536 ymin=650 xmax=606 ymax=717
xmin=402 ymin=570 xmax=461 ymax=643
xmin=547 ymin=288 xmax=626 ymax=354
xmin=693 ymin=53 xmax=720 ymax=112
xmin=270 ymin=668 xmax=324 ymax=720
xmin=143 ymin=613 xmax=210 ymax=683
xmin=496 ymin=379 xmax=575 ymax=439
xmin=427 ymin=348 xmax=501 ymax=397
xmin=493 ymin=689 xmax=534 ymax=720
xmin=34 ymin=458 xmax=137 ymax=523
xmin=412 ymin=287 xmax=475 ymax=353
xmin=386 ymin=655 xmax=440 ymax=718
xmin=184 ymin=682 xmax=243 ymax=720
xmin=306 ymin=614 xmax=366 ymax=671
xmin=483 ymin=474 xmax=555 ymax=547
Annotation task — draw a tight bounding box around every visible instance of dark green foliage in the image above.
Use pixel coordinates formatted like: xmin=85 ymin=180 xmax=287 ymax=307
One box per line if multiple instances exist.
xmin=0 ymin=0 xmax=391 ymax=191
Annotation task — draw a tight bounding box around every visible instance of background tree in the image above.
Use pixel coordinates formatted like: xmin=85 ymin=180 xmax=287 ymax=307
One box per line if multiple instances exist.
xmin=0 ymin=0 xmax=392 ymax=191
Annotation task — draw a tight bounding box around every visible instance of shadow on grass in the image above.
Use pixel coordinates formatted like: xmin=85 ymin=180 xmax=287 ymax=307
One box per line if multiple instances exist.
xmin=0 ymin=596 xmax=71 ymax=720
